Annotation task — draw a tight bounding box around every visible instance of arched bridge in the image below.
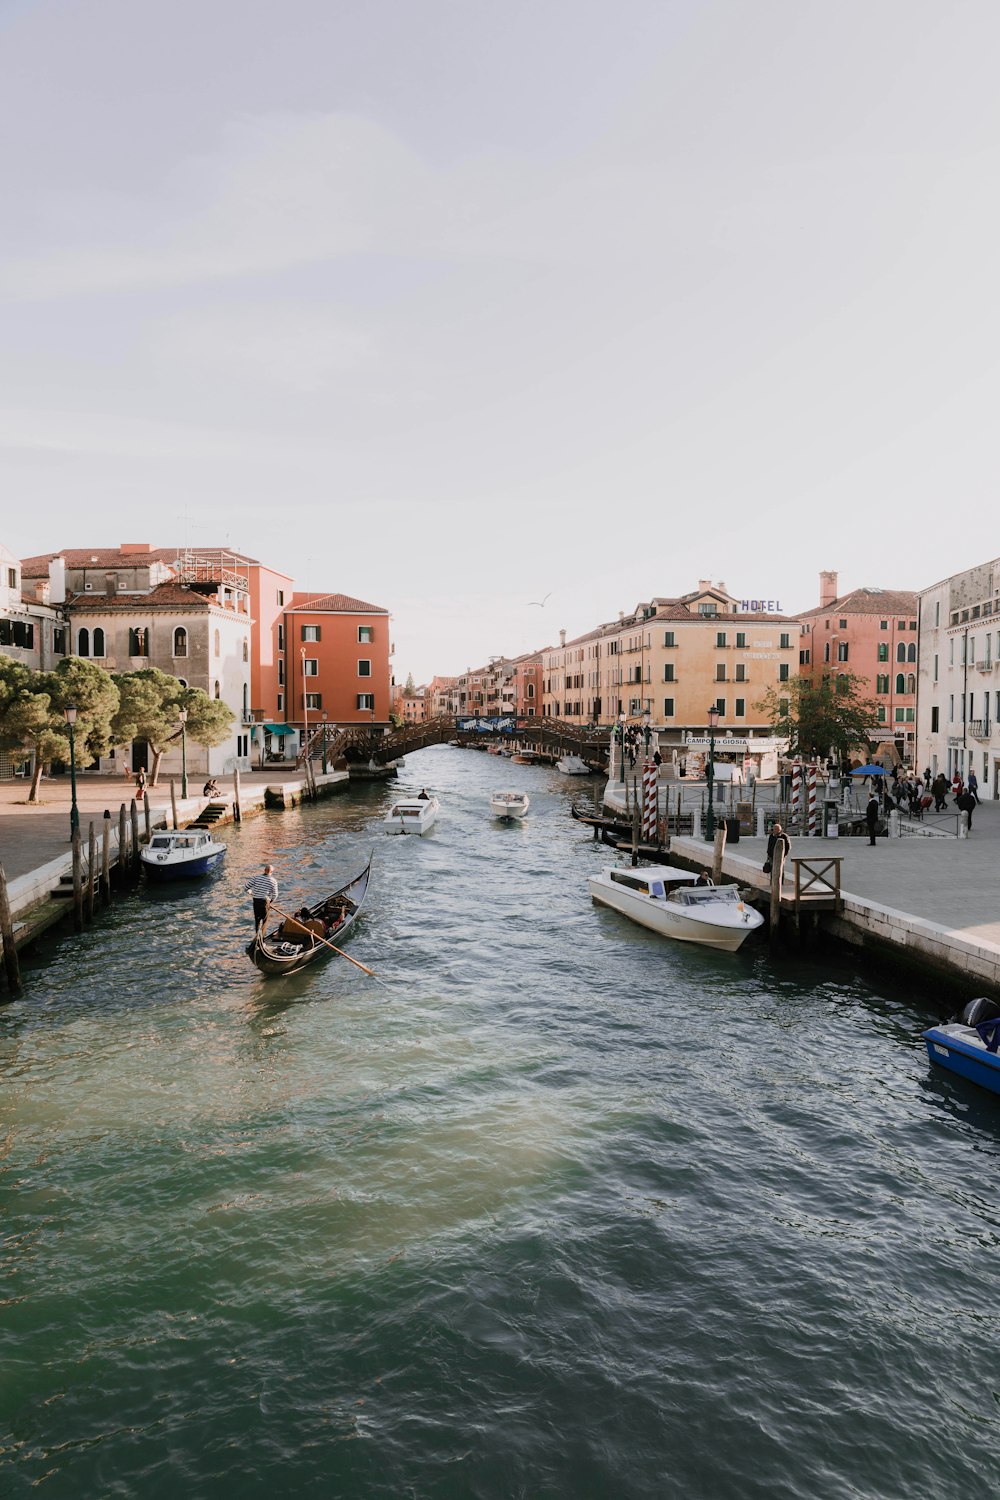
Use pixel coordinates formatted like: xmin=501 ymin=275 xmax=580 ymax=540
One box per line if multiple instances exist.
xmin=298 ymin=717 xmax=611 ymax=773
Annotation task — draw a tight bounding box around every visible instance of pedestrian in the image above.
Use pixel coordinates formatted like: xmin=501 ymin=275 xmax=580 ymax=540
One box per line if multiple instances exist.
xmin=932 ymin=773 xmax=948 ymax=812
xmin=968 ymin=769 xmax=980 ymax=804
xmin=923 ymin=767 xmax=932 ymax=789
xmin=244 ymin=863 xmax=278 ymax=931
xmin=951 ymin=771 xmax=963 ymax=803
xmin=866 ymin=792 xmax=880 ymax=846
xmin=134 ymin=767 xmax=147 ymax=801
xmin=652 ymin=748 xmax=662 ymax=770
xmin=957 ymin=788 xmax=976 ymax=831
xmin=763 ymin=821 xmax=790 ymax=875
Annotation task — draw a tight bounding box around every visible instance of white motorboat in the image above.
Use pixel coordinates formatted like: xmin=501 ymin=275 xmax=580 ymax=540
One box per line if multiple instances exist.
xmin=140 ymin=829 xmax=227 ymax=880
xmin=490 ymin=789 xmax=530 ymax=820
xmin=556 ymin=754 xmax=592 ymax=775
xmin=383 ymin=794 xmax=440 ymax=835
xmin=589 ymin=865 xmax=764 ymax=952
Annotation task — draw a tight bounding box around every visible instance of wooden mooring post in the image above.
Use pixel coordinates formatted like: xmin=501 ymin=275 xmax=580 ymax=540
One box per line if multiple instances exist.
xmin=86 ymin=822 xmax=96 ymax=923
xmin=143 ymin=793 xmax=152 ymax=845
xmin=101 ymin=811 xmax=112 ymax=905
xmin=233 ymin=765 xmax=242 ymax=823
xmin=71 ymin=828 xmax=84 ymax=933
xmin=0 ymin=859 xmax=21 ymax=995
xmin=769 ymin=844 xmax=786 ymax=953
xmin=130 ymin=799 xmax=140 ymax=872
xmin=118 ymin=803 xmax=128 ymax=877
xmin=170 ymin=778 xmax=178 ymax=831
xmin=712 ymin=823 xmax=727 ymax=883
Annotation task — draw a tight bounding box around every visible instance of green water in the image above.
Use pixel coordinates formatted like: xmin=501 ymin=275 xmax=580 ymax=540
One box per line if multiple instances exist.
xmin=2 ymin=749 xmax=998 ymax=1498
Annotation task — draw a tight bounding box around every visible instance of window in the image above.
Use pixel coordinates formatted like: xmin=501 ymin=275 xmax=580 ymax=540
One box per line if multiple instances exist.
xmin=357 ymin=693 xmax=374 ymax=710
xmin=909 ymin=620 xmax=917 ymax=631
xmin=302 ymin=625 xmax=321 ymax=642
xmin=779 ymin=698 xmax=789 ymax=717
xmin=698 ymin=603 xmax=717 ymax=616
xmin=92 ymin=627 xmax=105 ymax=658
xmin=214 ymin=629 xmax=221 ymax=657
xmin=877 ymin=705 xmax=886 ymax=723
xmin=931 ymin=706 xmax=939 ymax=733
xmin=277 ymin=624 xmax=284 ymax=650
xmin=663 ymin=631 xmax=676 ymax=647
xmin=358 ymin=626 xmax=373 ymax=643
xmin=277 ymin=692 xmax=284 ymax=712
xmin=824 ymin=642 xmax=831 ymax=663
xmin=948 ymin=695 xmax=954 ymax=722
xmin=877 ymin=643 xmax=888 ymax=662
xmin=715 ymin=697 xmax=725 ymax=717
xmin=242 ymin=639 xmax=248 ymax=662
xmin=895 ymin=642 xmax=905 ymax=662
xmin=357 ymin=659 xmax=371 ymax=678
xmin=663 ymin=663 xmax=675 ymax=682
xmin=898 ymin=620 xmax=905 ymax=630
xmin=839 ymin=619 xmax=847 ymax=630
xmin=837 ymin=642 xmax=848 ymax=662
xmin=933 ymin=654 xmax=938 ymax=683
xmin=277 ymin=590 xmax=284 ymax=605
xmin=876 ymin=674 xmax=889 ymax=694
xmin=214 ymin=680 xmax=221 ymax=699
xmin=735 ymin=663 xmax=746 ymax=682
xmin=243 ymin=684 xmax=249 ymax=719
xmin=128 ymin=627 xmax=148 ymax=657
xmin=906 ymin=674 xmax=916 ymax=694
xmin=894 ymin=707 xmax=914 ymax=723
xmin=735 ymin=698 xmax=745 ymax=717
xmin=934 ymin=602 xmax=940 ymax=627
xmin=53 ymin=627 xmax=66 ymax=654
xmin=303 ymin=658 xmax=318 ymax=676
xmin=663 ymin=697 xmax=675 ymax=717
xmin=880 ymin=620 xmax=888 ymax=631
xmin=895 ymin=673 xmax=905 ymax=694
xmin=716 ymin=631 xmax=727 ymax=648
xmin=526 ymin=682 xmax=535 ymax=698
xmin=780 ymin=633 xmax=791 ymax=649
xmin=173 ymin=627 xmax=187 ymax=657
xmin=907 ymin=643 xmax=916 ymax=663
xmin=77 ymin=627 xmax=90 ymax=657
xmin=6 ymin=567 xmax=15 ymax=589
xmin=736 ymin=632 xmax=746 ymax=648
xmin=278 ymin=659 xmax=285 ymax=685
xmin=305 ymin=693 xmax=322 ymax=710
xmin=716 ymin=664 xmax=726 ymax=681
xmin=778 ymin=664 xmax=789 ymax=682
xmin=799 ymin=649 xmax=811 ymax=665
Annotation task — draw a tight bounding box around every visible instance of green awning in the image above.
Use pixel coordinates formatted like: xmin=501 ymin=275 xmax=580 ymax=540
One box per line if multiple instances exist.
xmin=261 ymin=723 xmax=297 ymax=736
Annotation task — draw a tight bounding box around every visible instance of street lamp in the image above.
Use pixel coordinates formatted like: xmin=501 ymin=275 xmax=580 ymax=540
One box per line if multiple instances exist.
xmin=618 ymin=711 xmax=627 ymax=783
xmin=321 ymin=711 xmax=328 ymax=774
xmin=63 ymin=704 xmax=79 ymax=838
xmin=178 ymin=707 xmax=188 ymax=799
xmin=705 ymin=704 xmax=719 ymax=841
xmin=642 ymin=707 xmax=651 ymax=753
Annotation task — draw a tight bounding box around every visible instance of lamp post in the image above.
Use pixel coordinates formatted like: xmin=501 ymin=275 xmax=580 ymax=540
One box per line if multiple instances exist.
xmin=321 ymin=711 xmax=328 ymax=774
xmin=618 ymin=711 xmax=627 ymax=783
xmin=178 ymin=707 xmax=188 ymax=799
xmin=63 ymin=704 xmax=79 ymax=838
xmin=705 ymin=705 xmax=719 ymax=841
xmin=642 ymin=707 xmax=651 ymax=754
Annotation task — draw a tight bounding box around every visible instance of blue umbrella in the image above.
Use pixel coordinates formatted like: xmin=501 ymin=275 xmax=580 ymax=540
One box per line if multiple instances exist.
xmin=849 ymin=763 xmax=888 ymax=775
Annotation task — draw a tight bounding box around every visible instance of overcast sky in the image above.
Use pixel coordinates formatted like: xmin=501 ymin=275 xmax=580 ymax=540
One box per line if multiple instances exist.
xmin=3 ymin=1 xmax=999 ymax=678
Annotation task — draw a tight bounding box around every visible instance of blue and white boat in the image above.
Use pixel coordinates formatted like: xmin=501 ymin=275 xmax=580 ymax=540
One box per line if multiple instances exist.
xmin=924 ymin=997 xmax=1000 ymax=1097
xmin=140 ymin=829 xmax=227 ymax=881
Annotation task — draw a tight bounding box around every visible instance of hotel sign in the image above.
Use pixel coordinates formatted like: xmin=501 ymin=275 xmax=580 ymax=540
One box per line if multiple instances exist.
xmin=737 ymin=599 xmax=783 ymax=613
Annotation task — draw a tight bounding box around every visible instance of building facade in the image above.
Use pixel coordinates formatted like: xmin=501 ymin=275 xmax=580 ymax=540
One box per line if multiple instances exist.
xmin=282 ymin=592 xmax=391 ymax=731
xmin=0 ymin=542 xmax=67 ymax=674
xmin=918 ymin=558 xmax=1000 ymax=797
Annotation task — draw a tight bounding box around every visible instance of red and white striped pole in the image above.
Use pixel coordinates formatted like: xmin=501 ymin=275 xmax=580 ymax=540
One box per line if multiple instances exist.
xmin=642 ymin=759 xmax=658 ymax=842
xmin=807 ymin=763 xmax=818 ymax=835
xmin=791 ymin=763 xmax=802 ymax=829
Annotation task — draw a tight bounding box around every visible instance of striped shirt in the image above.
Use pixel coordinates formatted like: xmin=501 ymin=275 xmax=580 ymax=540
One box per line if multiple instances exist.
xmin=244 ymin=873 xmax=278 ymax=902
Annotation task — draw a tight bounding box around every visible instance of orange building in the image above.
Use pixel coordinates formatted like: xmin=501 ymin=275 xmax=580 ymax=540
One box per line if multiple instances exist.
xmin=283 ymin=592 xmax=391 ymax=730
xmin=797 ymin=572 xmax=918 ymax=758
xmin=245 ymin=561 xmax=295 ymax=722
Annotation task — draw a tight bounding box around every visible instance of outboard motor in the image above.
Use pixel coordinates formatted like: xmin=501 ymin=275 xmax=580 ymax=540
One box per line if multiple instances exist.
xmin=958 ymin=997 xmax=1000 ymax=1028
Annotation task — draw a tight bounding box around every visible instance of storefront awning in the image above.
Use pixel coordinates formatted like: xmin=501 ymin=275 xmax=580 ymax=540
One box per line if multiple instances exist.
xmin=261 ymin=723 xmax=297 ymax=735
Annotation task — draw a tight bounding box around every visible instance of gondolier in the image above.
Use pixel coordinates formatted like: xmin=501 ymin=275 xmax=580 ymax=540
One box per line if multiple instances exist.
xmin=244 ymin=864 xmax=278 ymax=930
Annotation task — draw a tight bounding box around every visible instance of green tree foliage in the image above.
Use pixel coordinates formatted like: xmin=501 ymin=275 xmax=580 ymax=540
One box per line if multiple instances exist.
xmin=112 ymin=670 xmax=234 ymax=785
xmin=0 ymin=657 xmax=120 ymax=802
xmin=753 ymin=674 xmax=880 ymax=760
xmin=403 ymin=672 xmax=416 ymax=695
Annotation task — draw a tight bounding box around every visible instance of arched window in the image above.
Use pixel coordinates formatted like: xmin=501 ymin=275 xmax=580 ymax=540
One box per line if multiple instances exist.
xmin=242 ymin=638 xmax=248 ymax=663
xmin=906 ymin=673 xmax=916 ymax=694
xmin=896 ymin=642 xmax=906 ymax=662
xmin=895 ymin=673 xmax=905 ymax=694
xmin=907 ymin=643 xmax=916 ymax=662
xmin=173 ymin=627 xmax=187 ymax=658
xmin=214 ymin=629 xmax=221 ymax=657
xmin=214 ymin=680 xmax=221 ymax=699
xmin=92 ymin=627 xmax=105 ymax=658
xmin=77 ymin=628 xmax=90 ymax=657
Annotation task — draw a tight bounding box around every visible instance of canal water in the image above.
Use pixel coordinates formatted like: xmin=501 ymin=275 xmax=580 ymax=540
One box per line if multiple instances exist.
xmin=2 ymin=747 xmax=997 ymax=1499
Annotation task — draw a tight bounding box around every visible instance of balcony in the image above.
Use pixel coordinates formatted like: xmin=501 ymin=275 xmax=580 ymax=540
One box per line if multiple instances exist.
xmin=976 ymin=660 xmax=995 ymax=673
xmin=969 ymin=719 xmax=992 ymax=740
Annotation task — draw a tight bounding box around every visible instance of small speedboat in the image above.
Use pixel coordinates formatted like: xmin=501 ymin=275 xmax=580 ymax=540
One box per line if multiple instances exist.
xmin=490 ymin=790 xmax=530 ymax=820
xmin=556 ymin=754 xmax=592 ymax=775
xmin=383 ymin=794 xmax=440 ymax=835
xmin=589 ymin=865 xmax=764 ymax=952
xmin=140 ymin=829 xmax=227 ymax=880
xmin=924 ymin=998 xmax=1000 ymax=1096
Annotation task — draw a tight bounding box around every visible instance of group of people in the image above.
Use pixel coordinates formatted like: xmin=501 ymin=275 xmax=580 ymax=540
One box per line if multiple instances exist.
xmin=615 ymin=722 xmax=653 ymax=769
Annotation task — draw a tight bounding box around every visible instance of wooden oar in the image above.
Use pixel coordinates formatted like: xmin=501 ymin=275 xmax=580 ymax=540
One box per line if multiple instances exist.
xmin=269 ymin=904 xmax=381 ymax=978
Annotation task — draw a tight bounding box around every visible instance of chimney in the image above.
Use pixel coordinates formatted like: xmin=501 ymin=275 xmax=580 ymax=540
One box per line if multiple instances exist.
xmin=48 ymin=556 xmax=66 ymax=605
xmin=105 ymin=572 xmax=117 ymax=597
xmin=819 ymin=570 xmax=838 ymax=608
xmin=559 ymin=629 xmax=566 ymax=647
xmin=698 ymin=579 xmax=712 ymax=592
xmin=120 ymin=542 xmax=152 ymax=554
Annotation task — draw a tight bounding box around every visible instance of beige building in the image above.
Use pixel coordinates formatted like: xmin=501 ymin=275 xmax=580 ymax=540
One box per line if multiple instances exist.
xmin=918 ymin=557 xmax=1000 ymax=798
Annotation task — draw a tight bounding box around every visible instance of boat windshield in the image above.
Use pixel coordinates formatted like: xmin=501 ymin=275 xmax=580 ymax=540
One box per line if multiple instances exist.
xmin=150 ymin=837 xmax=172 ymax=849
xmin=671 ymin=886 xmax=741 ymax=907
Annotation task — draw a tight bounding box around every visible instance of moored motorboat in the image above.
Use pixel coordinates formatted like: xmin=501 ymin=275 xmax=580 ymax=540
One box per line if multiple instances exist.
xmin=556 ymin=754 xmax=592 ymax=775
xmin=383 ymin=793 xmax=440 ymax=835
xmin=589 ymin=865 xmax=764 ymax=952
xmin=490 ymin=789 xmax=530 ymax=820
xmin=247 ymin=857 xmax=372 ymax=976
xmin=924 ymin=998 xmax=1000 ymax=1096
xmin=140 ymin=829 xmax=227 ymax=880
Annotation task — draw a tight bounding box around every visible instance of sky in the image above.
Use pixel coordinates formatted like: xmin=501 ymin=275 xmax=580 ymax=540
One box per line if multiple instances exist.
xmin=3 ymin=0 xmax=1000 ymax=680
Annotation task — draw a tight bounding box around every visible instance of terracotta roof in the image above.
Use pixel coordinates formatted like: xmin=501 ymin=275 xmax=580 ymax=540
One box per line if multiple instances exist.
xmin=21 ymin=545 xmax=260 ymax=576
xmin=66 ymin=583 xmax=213 ymax=612
xmin=798 ymin=588 xmax=918 ymax=619
xmin=288 ymin=592 xmax=388 ymax=614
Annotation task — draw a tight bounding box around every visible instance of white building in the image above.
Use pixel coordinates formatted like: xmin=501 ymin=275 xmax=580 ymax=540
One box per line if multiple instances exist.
xmin=918 ymin=558 xmax=1000 ymax=798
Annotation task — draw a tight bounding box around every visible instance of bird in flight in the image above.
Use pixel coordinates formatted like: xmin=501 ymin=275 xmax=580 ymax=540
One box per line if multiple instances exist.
xmin=527 ymin=592 xmax=552 ymax=607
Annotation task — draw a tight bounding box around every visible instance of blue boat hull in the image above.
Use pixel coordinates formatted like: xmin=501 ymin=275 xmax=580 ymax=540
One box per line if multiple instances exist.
xmin=142 ymin=850 xmax=227 ymax=881
xmin=924 ymin=1027 xmax=1000 ymax=1097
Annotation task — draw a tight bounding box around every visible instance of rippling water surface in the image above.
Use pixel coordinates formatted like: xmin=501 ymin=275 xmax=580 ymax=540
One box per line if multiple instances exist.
xmin=2 ymin=748 xmax=999 ymax=1498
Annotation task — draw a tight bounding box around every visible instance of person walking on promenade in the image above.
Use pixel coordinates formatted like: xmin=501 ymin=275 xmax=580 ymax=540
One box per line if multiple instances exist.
xmin=932 ymin=773 xmax=949 ymax=812
xmin=968 ymin=769 xmax=980 ymax=804
xmin=866 ymin=793 xmax=880 ymax=846
xmin=763 ymin=822 xmax=790 ymax=874
xmin=245 ymin=863 xmax=278 ymax=931
xmin=952 ymin=771 xmax=964 ymax=803
xmin=957 ymin=788 xmax=976 ymax=832
xmin=134 ymin=767 xmax=147 ymax=801
xmin=923 ymin=767 xmax=932 ymax=789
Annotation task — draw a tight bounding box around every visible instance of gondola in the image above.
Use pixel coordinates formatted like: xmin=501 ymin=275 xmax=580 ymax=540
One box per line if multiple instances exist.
xmin=246 ymin=855 xmax=372 ymax=977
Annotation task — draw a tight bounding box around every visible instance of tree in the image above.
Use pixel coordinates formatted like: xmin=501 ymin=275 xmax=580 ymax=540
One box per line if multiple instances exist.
xmin=0 ymin=657 xmax=119 ymax=802
xmin=403 ymin=672 xmax=416 ymax=696
xmin=111 ymin=670 xmax=235 ymax=785
xmin=753 ymin=674 xmax=880 ymax=761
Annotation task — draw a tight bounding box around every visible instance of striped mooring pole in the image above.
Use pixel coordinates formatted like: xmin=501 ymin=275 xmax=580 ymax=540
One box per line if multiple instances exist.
xmin=807 ymin=763 xmax=818 ymax=835
xmin=791 ymin=762 xmax=802 ymax=829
